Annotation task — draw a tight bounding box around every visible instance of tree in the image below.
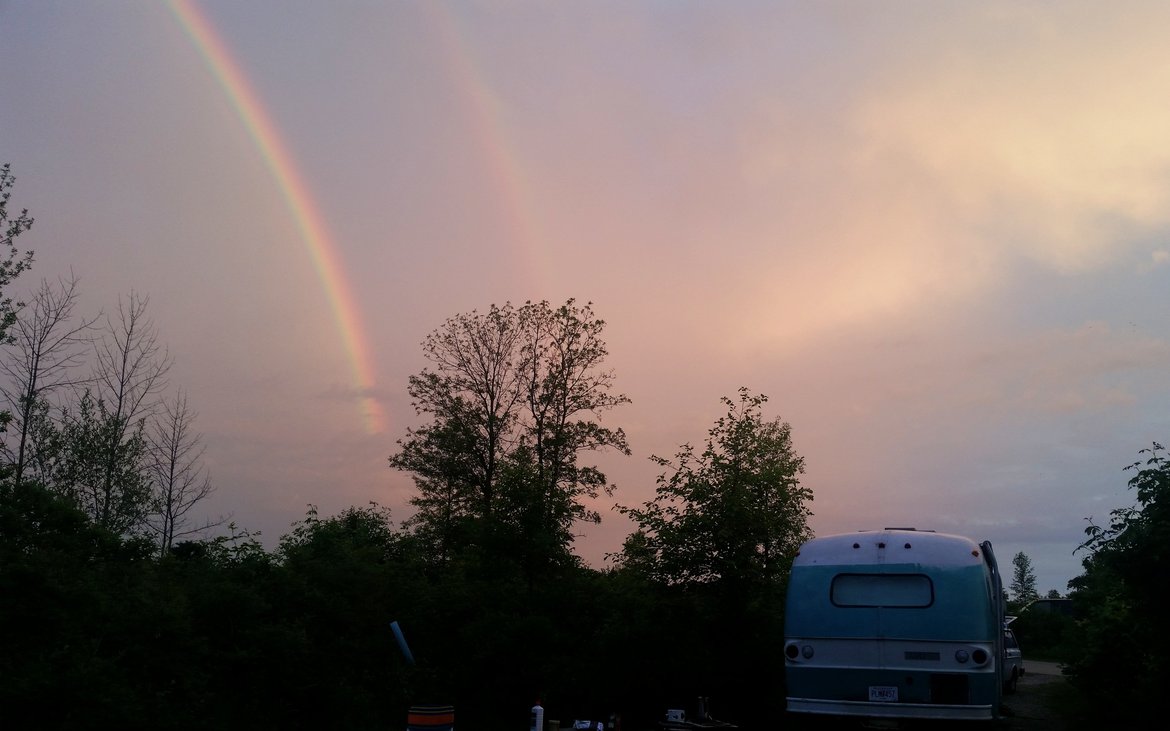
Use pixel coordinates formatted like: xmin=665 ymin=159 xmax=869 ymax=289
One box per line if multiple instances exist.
xmin=1 ymin=274 xmax=97 ymax=485
xmin=391 ymin=299 xmax=630 ymax=572
xmin=1066 ymin=441 xmax=1170 ymax=724
xmin=1009 ymin=551 xmax=1039 ymax=605
xmin=619 ymin=388 xmax=812 ymax=590
xmin=0 ymin=164 xmax=35 ymax=439
xmin=92 ymin=291 xmax=170 ymax=427
xmin=0 ymin=288 xmax=173 ymax=536
xmin=618 ymin=389 xmax=812 ymax=726
xmin=49 ymin=390 xmax=153 ymax=534
xmin=392 ymin=414 xmax=481 ymax=566
xmin=276 ymin=503 xmax=415 ymax=726
xmin=9 ymin=393 xmax=62 ymax=488
xmin=83 ymin=292 xmax=171 ymax=533
xmin=0 ymin=479 xmax=161 ymax=727
xmin=147 ymin=389 xmax=220 ymax=556
xmin=0 ymin=164 xmax=35 ymax=347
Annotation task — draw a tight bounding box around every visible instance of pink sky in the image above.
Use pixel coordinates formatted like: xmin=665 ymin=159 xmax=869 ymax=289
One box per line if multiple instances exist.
xmin=3 ymin=1 xmax=1169 ymax=593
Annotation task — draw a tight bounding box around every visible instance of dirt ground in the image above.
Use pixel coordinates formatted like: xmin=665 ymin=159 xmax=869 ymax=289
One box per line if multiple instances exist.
xmin=999 ymin=661 xmax=1072 ymax=731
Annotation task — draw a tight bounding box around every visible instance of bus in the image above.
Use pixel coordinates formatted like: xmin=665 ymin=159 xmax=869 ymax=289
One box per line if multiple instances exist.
xmin=783 ymin=528 xmax=1007 ymax=722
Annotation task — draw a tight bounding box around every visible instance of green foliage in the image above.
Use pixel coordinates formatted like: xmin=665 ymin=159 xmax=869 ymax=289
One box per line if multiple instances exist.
xmin=271 ymin=504 xmax=416 ymax=727
xmin=0 ymin=163 xmax=35 ymax=347
xmin=1010 ymin=605 xmax=1075 ymax=662
xmin=44 ymin=390 xmax=153 ymax=534
xmin=614 ymin=389 xmax=812 ymax=729
xmin=619 ymin=388 xmax=812 ymax=591
xmin=0 ymin=164 xmax=35 ymax=435
xmin=2 ymin=477 xmax=811 ymax=729
xmin=1009 ymin=550 xmax=1039 ymax=606
xmin=1066 ymin=441 xmax=1170 ymax=725
xmin=391 ymin=299 xmax=630 ymax=579
xmin=2 ymin=261 xmax=812 ymax=728
xmin=0 ymin=480 xmax=159 ymax=727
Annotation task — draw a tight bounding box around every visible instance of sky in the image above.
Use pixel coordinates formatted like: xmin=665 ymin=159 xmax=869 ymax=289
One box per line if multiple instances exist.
xmin=3 ymin=0 xmax=1169 ymax=594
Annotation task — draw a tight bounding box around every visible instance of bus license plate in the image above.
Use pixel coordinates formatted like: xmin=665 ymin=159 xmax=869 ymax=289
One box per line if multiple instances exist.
xmin=869 ymin=686 xmax=898 ymax=702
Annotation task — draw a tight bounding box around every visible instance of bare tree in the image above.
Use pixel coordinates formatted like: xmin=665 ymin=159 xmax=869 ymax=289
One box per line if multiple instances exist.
xmin=147 ymin=389 xmax=220 ymax=556
xmin=0 ymin=274 xmax=98 ymax=484
xmin=87 ymin=292 xmax=172 ymax=531
xmin=93 ymin=292 xmax=171 ymax=425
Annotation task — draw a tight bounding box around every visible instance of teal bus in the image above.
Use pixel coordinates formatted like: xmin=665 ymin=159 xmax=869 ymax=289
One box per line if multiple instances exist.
xmin=784 ymin=529 xmax=1007 ymax=722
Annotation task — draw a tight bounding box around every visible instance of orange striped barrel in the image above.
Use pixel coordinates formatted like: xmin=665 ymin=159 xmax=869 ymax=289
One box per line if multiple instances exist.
xmin=407 ymin=705 xmax=454 ymax=731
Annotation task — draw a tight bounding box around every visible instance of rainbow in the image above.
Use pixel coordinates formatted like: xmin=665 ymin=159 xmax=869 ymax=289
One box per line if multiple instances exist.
xmin=423 ymin=2 xmax=549 ymax=297
xmin=167 ymin=0 xmax=386 ymax=434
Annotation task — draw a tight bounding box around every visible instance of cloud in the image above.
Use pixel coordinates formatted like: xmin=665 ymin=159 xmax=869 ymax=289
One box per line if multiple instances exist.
xmin=909 ymin=319 xmax=1170 ymax=421
xmin=1141 ymin=249 xmax=1170 ymax=273
xmin=701 ymin=2 xmax=1170 ymax=363
xmin=855 ymin=3 xmax=1170 ymax=274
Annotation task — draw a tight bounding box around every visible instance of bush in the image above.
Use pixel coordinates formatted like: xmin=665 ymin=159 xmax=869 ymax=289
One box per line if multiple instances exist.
xmin=1065 ymin=443 xmax=1170 ymax=726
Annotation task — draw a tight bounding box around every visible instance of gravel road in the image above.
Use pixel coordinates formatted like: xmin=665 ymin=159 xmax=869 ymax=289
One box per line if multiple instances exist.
xmin=1000 ymin=661 xmax=1070 ymax=730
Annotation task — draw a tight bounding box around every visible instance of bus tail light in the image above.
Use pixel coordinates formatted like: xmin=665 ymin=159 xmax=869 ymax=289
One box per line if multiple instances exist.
xmin=784 ymin=642 xmax=813 ymax=661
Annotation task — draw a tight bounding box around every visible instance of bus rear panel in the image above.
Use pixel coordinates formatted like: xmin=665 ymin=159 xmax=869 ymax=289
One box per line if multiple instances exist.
xmin=784 ymin=529 xmax=1004 ymax=721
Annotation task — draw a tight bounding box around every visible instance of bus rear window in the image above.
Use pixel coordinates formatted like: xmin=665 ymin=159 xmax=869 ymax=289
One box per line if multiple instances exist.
xmin=831 ymin=573 xmax=934 ymax=607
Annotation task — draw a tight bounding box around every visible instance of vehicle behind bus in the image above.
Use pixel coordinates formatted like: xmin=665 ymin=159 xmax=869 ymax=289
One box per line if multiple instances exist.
xmin=783 ymin=529 xmax=1006 ymax=722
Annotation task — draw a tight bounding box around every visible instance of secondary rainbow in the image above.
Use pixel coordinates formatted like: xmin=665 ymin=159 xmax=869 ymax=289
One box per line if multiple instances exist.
xmin=424 ymin=2 xmax=550 ymax=297
xmin=167 ymin=0 xmax=386 ymax=434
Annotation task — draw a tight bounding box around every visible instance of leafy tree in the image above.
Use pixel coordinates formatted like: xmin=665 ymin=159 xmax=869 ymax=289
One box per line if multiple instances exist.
xmin=1011 ymin=599 xmax=1075 ymax=663
xmin=392 ymin=405 xmax=482 ymax=566
xmin=1067 ymin=441 xmax=1170 ymax=725
xmin=60 ymin=292 xmax=170 ymax=534
xmin=617 ymin=389 xmax=812 ymax=728
xmin=276 ymin=504 xmax=411 ymax=727
xmin=9 ymin=393 xmax=62 ymax=487
xmin=0 ymin=164 xmax=35 ymax=347
xmin=391 ymin=299 xmax=630 ymax=574
xmin=1009 ymin=551 xmax=1039 ymax=606
xmin=619 ymin=388 xmax=812 ymax=591
xmin=0 ymin=479 xmax=162 ymax=727
xmin=49 ymin=390 xmax=153 ymax=534
xmin=0 ymin=164 xmax=35 ymax=437
xmin=160 ymin=524 xmax=299 ymax=729
xmin=0 ymin=287 xmax=182 ymax=537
